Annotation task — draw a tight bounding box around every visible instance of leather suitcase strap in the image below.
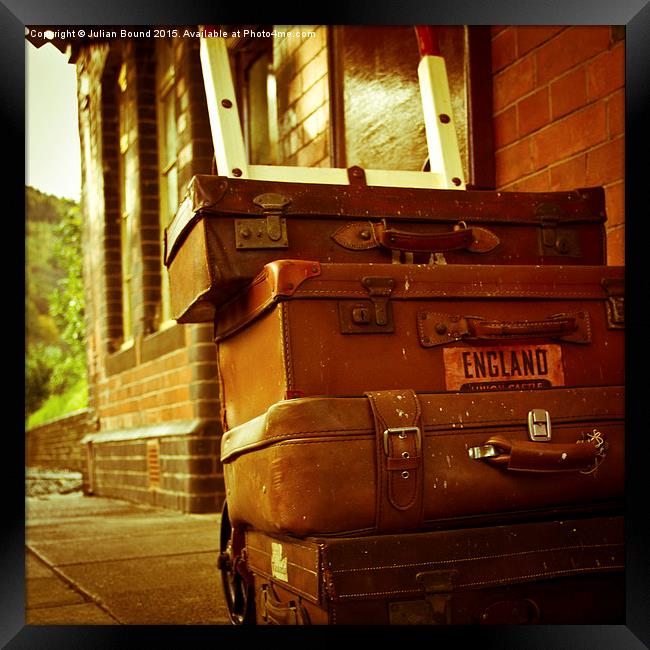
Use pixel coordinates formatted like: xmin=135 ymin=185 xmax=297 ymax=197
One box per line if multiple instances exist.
xmin=365 ymin=390 xmax=424 ymax=533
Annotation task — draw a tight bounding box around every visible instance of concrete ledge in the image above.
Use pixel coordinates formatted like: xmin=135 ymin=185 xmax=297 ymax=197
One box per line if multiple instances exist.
xmin=80 ymin=418 xmax=222 ymax=445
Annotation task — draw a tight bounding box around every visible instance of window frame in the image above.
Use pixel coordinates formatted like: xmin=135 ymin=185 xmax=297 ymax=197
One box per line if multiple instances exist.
xmin=155 ymin=39 xmax=179 ymax=331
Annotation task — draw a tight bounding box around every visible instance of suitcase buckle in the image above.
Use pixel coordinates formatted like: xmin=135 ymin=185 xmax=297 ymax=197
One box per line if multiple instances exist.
xmin=383 ymin=426 xmax=421 ymax=455
xmin=527 ymin=409 xmax=552 ymax=441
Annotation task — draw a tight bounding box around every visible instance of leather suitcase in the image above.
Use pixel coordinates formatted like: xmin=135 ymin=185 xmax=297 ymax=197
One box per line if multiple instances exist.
xmin=239 ymin=515 xmax=624 ymax=625
xmin=220 ymin=385 xmax=623 ymax=537
xmin=164 ymin=174 xmax=608 ymax=322
xmin=214 ymin=260 xmax=624 ymax=430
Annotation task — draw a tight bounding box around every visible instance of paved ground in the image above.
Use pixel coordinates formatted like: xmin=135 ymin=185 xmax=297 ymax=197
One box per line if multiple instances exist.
xmin=24 ymin=490 xmax=230 ymax=626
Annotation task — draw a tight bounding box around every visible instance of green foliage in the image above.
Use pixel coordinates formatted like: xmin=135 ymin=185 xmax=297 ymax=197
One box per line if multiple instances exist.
xmin=25 ymin=187 xmax=88 ymax=421
xmin=26 ymin=376 xmax=88 ymax=429
xmin=48 ymin=203 xmax=87 ymax=366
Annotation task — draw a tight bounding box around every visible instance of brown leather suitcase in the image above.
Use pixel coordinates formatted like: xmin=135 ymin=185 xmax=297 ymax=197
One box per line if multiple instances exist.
xmin=214 ymin=260 xmax=624 ymax=430
xmin=164 ymin=174 xmax=608 ymax=322
xmin=220 ymin=385 xmax=623 ymax=537
xmin=230 ymin=515 xmax=624 ymax=625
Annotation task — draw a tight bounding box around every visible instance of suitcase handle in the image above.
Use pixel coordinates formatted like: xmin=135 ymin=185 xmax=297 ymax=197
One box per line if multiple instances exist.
xmin=468 ymin=433 xmax=607 ymax=473
xmin=373 ymin=220 xmax=500 ymax=254
xmin=467 ymin=315 xmax=578 ymax=339
xmin=259 ymin=583 xmax=309 ymax=625
xmin=418 ymin=311 xmax=590 ymax=347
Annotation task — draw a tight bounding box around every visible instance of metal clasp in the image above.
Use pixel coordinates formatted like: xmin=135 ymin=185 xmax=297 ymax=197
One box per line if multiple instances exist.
xmin=340 ymin=277 xmax=395 ymax=334
xmin=235 ymin=193 xmax=291 ymax=249
xmin=528 ymin=409 xmax=552 ymax=442
xmin=383 ymin=427 xmax=421 ymax=456
xmin=467 ymin=444 xmax=499 ymax=460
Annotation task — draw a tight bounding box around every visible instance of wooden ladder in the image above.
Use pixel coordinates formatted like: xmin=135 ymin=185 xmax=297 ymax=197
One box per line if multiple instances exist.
xmin=199 ymin=25 xmax=464 ymax=190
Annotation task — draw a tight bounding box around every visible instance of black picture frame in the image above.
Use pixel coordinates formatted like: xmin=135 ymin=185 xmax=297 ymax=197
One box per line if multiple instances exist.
xmin=10 ymin=0 xmax=649 ymax=646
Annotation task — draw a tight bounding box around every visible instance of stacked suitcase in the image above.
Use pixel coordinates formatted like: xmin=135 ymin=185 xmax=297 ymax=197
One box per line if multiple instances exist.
xmin=165 ymin=173 xmax=625 ymax=625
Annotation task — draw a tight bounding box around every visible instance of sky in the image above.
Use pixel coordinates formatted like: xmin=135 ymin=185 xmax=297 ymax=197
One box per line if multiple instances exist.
xmin=25 ymin=40 xmax=81 ymax=202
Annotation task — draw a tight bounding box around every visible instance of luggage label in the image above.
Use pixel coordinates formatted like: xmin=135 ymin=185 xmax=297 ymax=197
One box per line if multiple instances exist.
xmin=443 ymin=343 xmax=565 ymax=392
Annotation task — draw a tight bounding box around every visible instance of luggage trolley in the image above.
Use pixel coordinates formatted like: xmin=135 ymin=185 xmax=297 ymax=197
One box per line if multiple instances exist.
xmin=165 ymin=25 xmax=625 ymax=625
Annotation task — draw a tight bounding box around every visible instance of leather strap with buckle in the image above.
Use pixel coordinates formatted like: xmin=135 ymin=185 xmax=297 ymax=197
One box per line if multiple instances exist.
xmin=365 ymin=389 xmax=424 ymax=533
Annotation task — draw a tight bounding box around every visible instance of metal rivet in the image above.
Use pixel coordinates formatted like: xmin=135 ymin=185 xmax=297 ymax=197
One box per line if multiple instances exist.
xmin=452 ymin=177 xmax=462 ymax=186
xmin=232 ymin=168 xmax=242 ymax=177
xmin=402 ymin=451 xmax=410 ymax=459
xmin=439 ymin=113 xmax=450 ymax=124
xmin=434 ymin=322 xmax=447 ymax=335
xmin=240 ymin=227 xmax=251 ymax=239
xmin=401 ymin=471 xmax=410 ymax=479
xmin=556 ymin=237 xmax=569 ymax=254
xmin=398 ymin=432 xmax=407 ymax=439
xmin=359 ymin=230 xmax=371 ymax=240
xmin=221 ymin=99 xmax=233 ymax=108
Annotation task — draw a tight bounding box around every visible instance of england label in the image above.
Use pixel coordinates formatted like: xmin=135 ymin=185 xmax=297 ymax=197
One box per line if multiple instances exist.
xmin=443 ymin=344 xmax=565 ymax=392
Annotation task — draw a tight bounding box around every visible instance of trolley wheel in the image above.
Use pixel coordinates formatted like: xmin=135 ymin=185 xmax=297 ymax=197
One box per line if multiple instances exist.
xmin=217 ymin=500 xmax=255 ymax=625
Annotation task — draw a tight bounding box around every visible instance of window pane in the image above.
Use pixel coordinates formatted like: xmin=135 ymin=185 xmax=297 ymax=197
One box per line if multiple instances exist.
xmin=247 ymin=52 xmax=274 ymax=164
xmin=163 ymin=90 xmax=177 ymax=167
xmin=165 ymin=165 xmax=178 ymax=224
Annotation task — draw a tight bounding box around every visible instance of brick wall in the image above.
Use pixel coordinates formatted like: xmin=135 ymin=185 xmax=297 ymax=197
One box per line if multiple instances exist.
xmin=83 ymin=423 xmax=222 ymax=512
xmin=273 ymin=26 xmax=331 ymax=167
xmin=491 ymin=26 xmax=625 ymax=264
xmin=26 ymin=410 xmax=91 ymax=472
xmin=76 ymin=37 xmax=221 ymax=513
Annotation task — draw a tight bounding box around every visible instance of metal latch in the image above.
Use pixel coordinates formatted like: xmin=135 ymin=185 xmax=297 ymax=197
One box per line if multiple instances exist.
xmin=527 ymin=409 xmax=552 ymax=441
xmin=339 ymin=276 xmax=395 ymax=334
xmin=235 ymin=193 xmax=290 ymax=249
xmin=602 ymin=278 xmax=624 ymax=329
xmin=537 ymin=204 xmax=581 ymax=257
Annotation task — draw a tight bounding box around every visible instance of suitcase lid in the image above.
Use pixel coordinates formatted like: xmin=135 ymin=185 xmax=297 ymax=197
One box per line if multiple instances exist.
xmin=213 ymin=259 xmax=624 ymax=341
xmin=220 ymin=385 xmax=624 ymax=463
xmin=164 ymin=174 xmax=606 ymax=265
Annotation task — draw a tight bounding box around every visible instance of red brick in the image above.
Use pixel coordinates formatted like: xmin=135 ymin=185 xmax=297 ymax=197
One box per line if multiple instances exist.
xmin=505 ymin=169 xmax=550 ymax=192
xmin=607 ymin=89 xmax=625 ymax=137
xmin=606 ymin=226 xmax=624 ymax=266
xmin=493 ymin=55 xmax=535 ymax=111
xmin=536 ymin=26 xmax=611 ymax=85
xmin=517 ymin=87 xmax=550 ymax=136
xmin=550 ymin=67 xmax=587 ymax=120
xmin=530 ymin=103 xmax=607 ymax=171
xmin=495 ymin=138 xmax=534 ymax=187
xmin=587 ymin=42 xmax=625 ymax=101
xmin=549 ymin=154 xmax=587 ymax=191
xmin=604 ymin=181 xmax=624 ymax=228
xmin=517 ymin=26 xmax=564 ymax=56
xmin=585 ymin=136 xmax=624 ymax=186
xmin=491 ymin=27 xmax=517 ymax=72
xmin=493 ymin=105 xmax=518 ymax=149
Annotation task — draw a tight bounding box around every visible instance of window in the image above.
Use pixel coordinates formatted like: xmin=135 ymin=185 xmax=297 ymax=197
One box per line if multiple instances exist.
xmin=118 ymin=61 xmax=134 ymax=346
xmin=156 ymin=39 xmax=178 ymax=328
xmin=230 ymin=33 xmax=278 ymax=166
xmin=246 ymin=49 xmax=278 ymax=165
